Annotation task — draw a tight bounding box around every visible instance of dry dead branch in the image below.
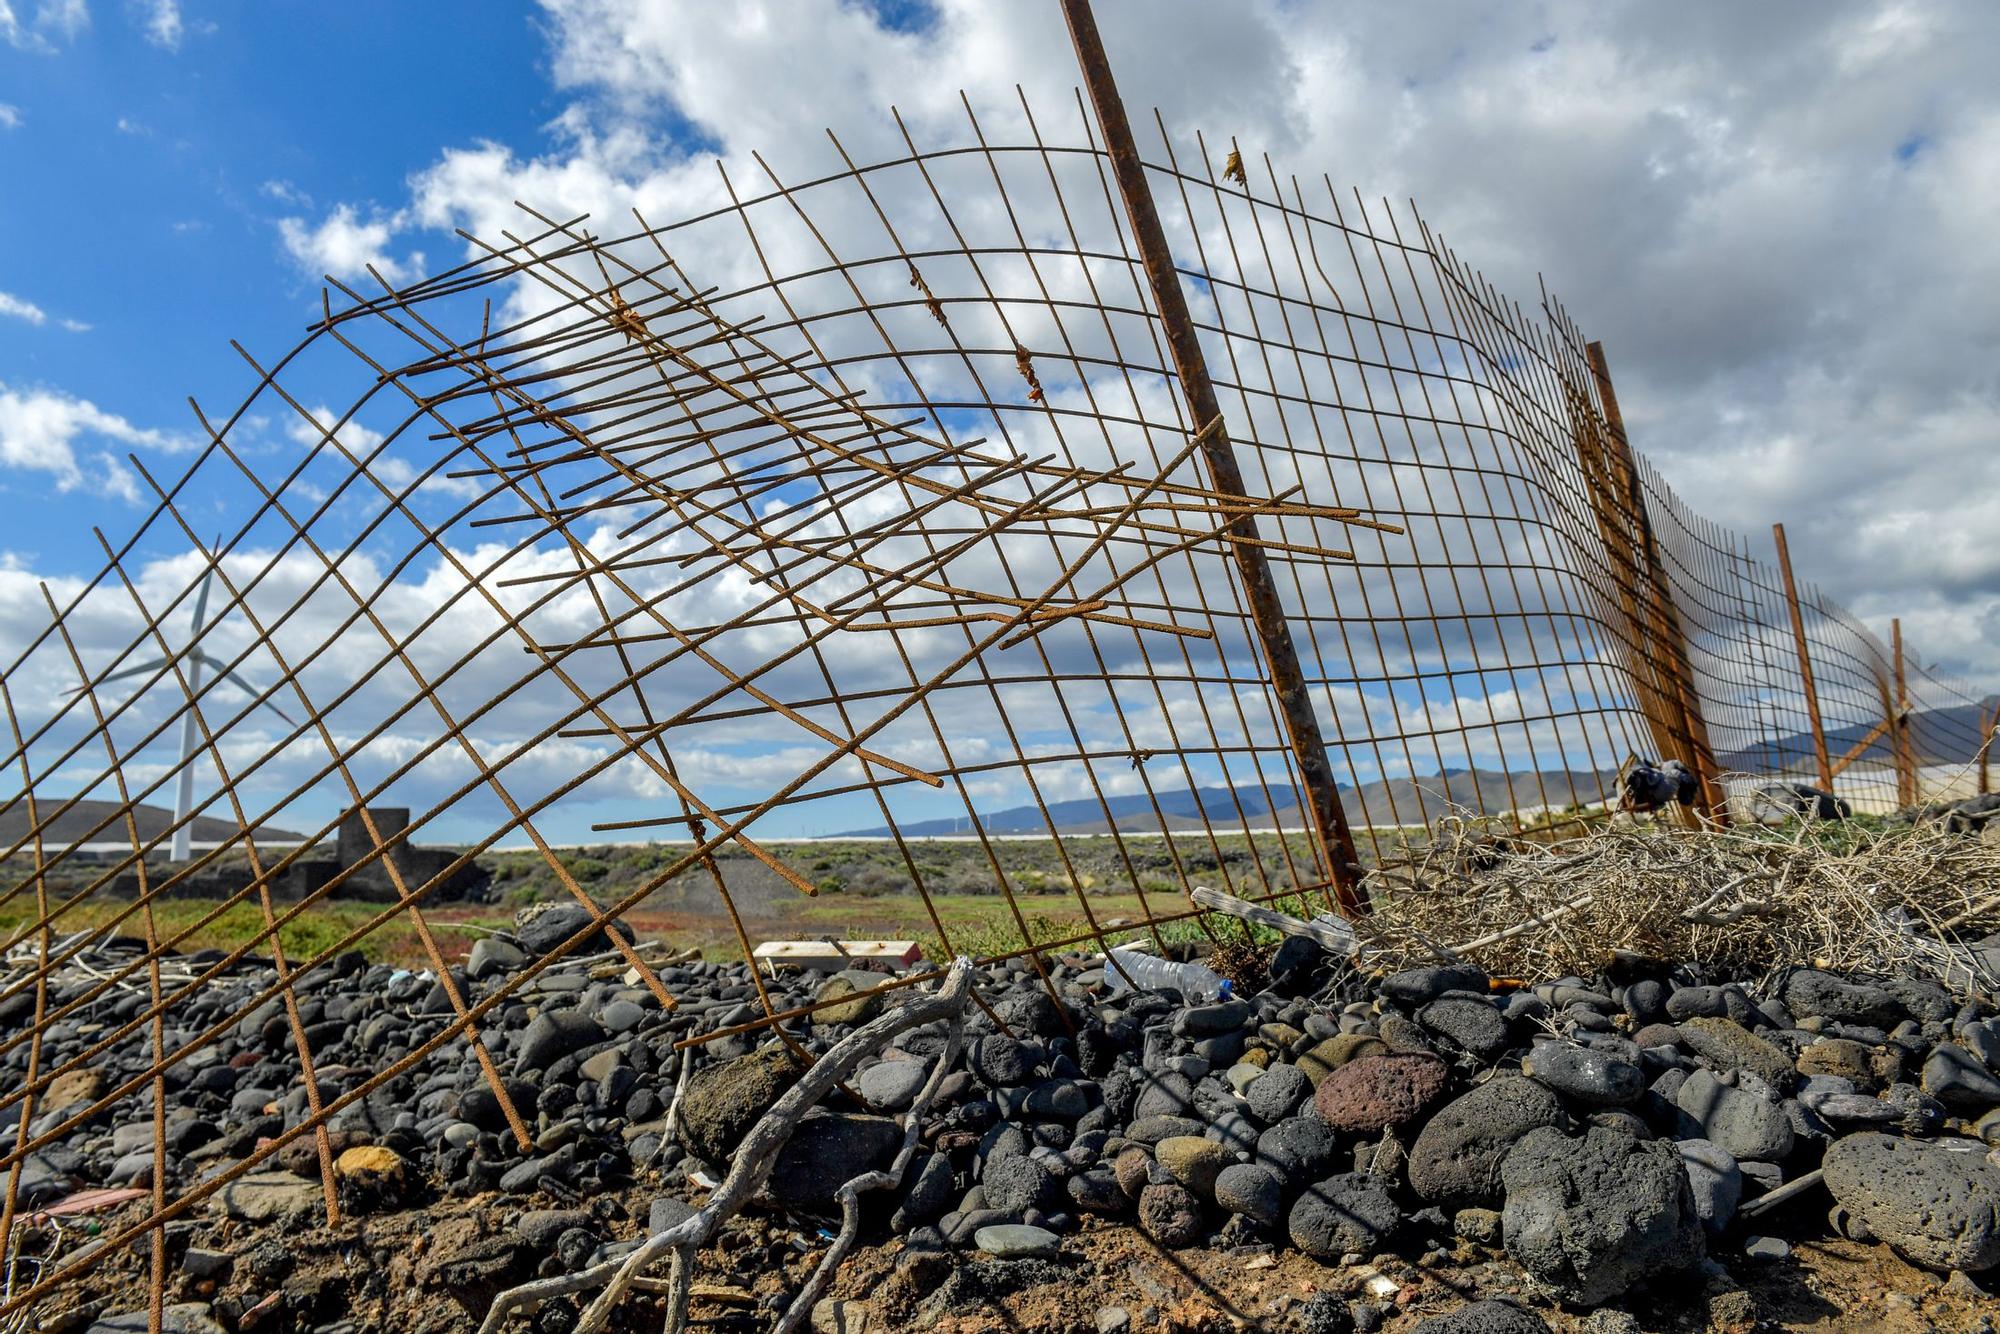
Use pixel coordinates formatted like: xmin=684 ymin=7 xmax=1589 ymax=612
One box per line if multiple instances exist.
xmin=476 ymin=957 xmax=976 ymax=1334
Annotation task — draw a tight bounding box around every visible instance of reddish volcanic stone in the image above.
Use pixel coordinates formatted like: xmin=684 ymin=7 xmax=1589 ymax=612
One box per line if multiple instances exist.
xmin=1312 ymin=1051 xmax=1450 ymax=1132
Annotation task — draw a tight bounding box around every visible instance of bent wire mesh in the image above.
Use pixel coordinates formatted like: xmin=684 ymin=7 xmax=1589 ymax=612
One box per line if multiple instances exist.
xmin=0 ymin=93 xmax=1989 ymax=1318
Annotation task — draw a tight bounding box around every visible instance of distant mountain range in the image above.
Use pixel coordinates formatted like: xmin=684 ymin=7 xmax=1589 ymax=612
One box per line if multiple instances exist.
xmin=841 ymin=690 xmax=2000 ymax=838
xmin=1717 ymin=696 xmax=1997 ymax=772
xmin=842 ymin=766 xmax=1618 ymax=837
xmin=0 ymin=799 xmax=303 ymax=849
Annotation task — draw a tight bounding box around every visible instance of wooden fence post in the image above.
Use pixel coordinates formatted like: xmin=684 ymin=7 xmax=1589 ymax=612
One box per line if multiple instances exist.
xmin=1771 ymin=523 xmax=1833 ymax=792
xmin=1582 ymin=342 xmax=1728 ymax=823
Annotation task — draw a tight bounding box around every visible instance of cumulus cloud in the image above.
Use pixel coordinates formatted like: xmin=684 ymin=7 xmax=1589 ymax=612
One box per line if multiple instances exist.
xmin=0 ymin=382 xmax=189 ymax=503
xmin=389 ymin=0 xmax=2000 ymax=687
xmin=0 ymin=104 xmax=21 ymax=129
xmin=277 ymin=204 xmax=423 ymax=286
xmin=15 ymin=1 xmax=1995 ymax=843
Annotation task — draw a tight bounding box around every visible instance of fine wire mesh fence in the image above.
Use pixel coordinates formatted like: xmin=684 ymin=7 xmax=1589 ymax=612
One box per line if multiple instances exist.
xmin=0 ymin=94 xmax=1992 ymax=1318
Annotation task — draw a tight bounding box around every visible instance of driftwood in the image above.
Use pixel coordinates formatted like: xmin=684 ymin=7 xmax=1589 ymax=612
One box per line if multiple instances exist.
xmin=1735 ymin=1167 xmax=1823 ymax=1219
xmin=1188 ymin=885 xmax=1366 ymax=957
xmin=477 ymin=956 xmax=976 ymax=1334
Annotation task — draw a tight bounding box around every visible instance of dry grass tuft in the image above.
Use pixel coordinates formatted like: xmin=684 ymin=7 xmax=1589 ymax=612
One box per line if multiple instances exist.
xmin=1205 ymin=938 xmax=1269 ymax=995
xmin=1359 ymin=808 xmax=2000 ymax=995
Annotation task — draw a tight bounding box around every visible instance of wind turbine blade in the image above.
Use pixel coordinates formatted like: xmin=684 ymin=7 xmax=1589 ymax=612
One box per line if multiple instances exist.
xmin=74 ymin=657 xmax=173 ymax=691
xmin=205 ymin=661 xmax=297 ymax=728
xmin=190 ymin=565 xmax=214 ymax=636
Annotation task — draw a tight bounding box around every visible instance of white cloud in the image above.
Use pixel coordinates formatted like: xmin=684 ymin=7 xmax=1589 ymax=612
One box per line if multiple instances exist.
xmin=392 ymin=0 xmax=2000 ymax=692
xmin=2 ymin=0 xmax=86 ymax=50
xmin=38 ymin=0 xmax=85 ymax=37
xmin=0 ymin=291 xmax=47 ymax=326
xmin=285 ymin=404 xmax=384 ymax=456
xmin=0 ymin=382 xmax=189 ymax=503
xmin=285 ymin=404 xmax=483 ymax=502
xmin=138 ymin=0 xmax=177 ymax=49
xmin=260 ymin=178 xmax=312 ymax=208
xmin=0 ymin=104 xmax=21 ymax=129
xmin=277 ymin=204 xmax=423 ymax=286
xmin=11 ymin=0 xmax=1993 ymax=848
xmin=0 ymin=290 xmax=91 ymax=332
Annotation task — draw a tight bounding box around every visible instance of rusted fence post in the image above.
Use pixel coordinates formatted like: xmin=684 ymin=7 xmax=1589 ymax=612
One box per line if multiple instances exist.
xmin=1891 ymin=618 xmax=1918 ymax=807
xmin=1772 ymin=522 xmax=1833 ymax=792
xmin=1981 ymin=702 xmax=1994 ymax=796
xmin=1582 ymin=342 xmax=1728 ymax=823
xmin=1059 ymin=0 xmax=1368 ymax=913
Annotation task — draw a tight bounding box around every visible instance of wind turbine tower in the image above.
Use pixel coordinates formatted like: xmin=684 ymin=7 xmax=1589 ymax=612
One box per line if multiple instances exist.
xmin=83 ymin=555 xmax=293 ymax=862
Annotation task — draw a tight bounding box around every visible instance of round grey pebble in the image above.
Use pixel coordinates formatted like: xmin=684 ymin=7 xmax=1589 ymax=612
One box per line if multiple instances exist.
xmin=1288 ymin=1172 xmax=1401 ymax=1258
xmin=856 ymin=1059 xmax=929 ymax=1112
xmin=981 ymin=1154 xmax=1056 ymax=1216
xmin=1256 ymin=1115 xmax=1341 ymax=1178
xmin=1245 ymin=1063 xmax=1310 ymax=1124
xmin=974 ymin=1223 xmax=1060 ymax=1260
xmin=1213 ymin=1162 xmax=1283 ymax=1228
xmin=1522 ymin=1041 xmax=1644 ymax=1107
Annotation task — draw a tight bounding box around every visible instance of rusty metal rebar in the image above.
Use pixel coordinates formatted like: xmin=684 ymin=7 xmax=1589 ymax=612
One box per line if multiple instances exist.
xmin=0 ymin=81 xmax=1989 ymax=1324
xmin=1773 ymin=522 xmax=1834 ymax=791
xmin=1060 ymin=0 xmax=1368 ymax=912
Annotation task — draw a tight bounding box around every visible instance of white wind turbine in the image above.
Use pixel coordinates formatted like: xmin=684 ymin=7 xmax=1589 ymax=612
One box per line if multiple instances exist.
xmin=81 ymin=556 xmax=293 ymax=862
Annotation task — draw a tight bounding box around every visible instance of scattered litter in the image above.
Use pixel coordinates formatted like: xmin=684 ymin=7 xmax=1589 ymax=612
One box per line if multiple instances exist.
xmin=752 ymin=940 xmax=923 ymax=973
xmin=29 ymin=1188 xmax=148 ymax=1223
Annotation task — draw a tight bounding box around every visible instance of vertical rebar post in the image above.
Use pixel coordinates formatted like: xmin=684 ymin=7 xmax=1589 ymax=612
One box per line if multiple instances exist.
xmin=1057 ymin=0 xmax=1367 ymax=912
xmin=1981 ymin=703 xmax=1994 ymax=796
xmin=1891 ymin=617 xmax=1917 ymax=807
xmin=1772 ymin=522 xmax=1833 ymax=791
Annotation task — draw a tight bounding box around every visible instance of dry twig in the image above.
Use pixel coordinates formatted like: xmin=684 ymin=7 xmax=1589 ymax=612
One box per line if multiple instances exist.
xmin=477 ymin=957 xmax=976 ymax=1334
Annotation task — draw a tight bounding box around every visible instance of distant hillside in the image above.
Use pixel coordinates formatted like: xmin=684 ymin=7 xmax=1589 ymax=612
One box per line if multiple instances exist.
xmin=0 ymin=798 xmax=303 ymax=848
xmin=843 ymin=767 xmax=1616 ymax=837
xmin=1718 ymin=696 xmax=1997 ymax=773
xmin=1349 ymin=768 xmax=1614 ymax=824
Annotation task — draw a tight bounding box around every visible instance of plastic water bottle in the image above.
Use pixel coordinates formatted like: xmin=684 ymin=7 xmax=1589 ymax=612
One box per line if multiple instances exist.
xmin=1103 ymin=944 xmax=1231 ymax=1002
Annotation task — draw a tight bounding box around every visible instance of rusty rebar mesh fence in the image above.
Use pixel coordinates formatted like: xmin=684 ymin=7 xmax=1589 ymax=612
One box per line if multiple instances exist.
xmin=1631 ymin=456 xmax=1990 ymax=815
xmin=0 ymin=97 xmax=1992 ymax=1317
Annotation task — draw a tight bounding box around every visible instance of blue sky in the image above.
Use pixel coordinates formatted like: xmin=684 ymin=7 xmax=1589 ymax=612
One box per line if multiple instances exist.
xmin=0 ymin=2 xmax=563 ymax=566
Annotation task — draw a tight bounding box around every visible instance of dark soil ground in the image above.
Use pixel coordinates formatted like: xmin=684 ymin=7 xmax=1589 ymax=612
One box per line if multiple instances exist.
xmin=29 ymin=1170 xmax=1997 ymax=1334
